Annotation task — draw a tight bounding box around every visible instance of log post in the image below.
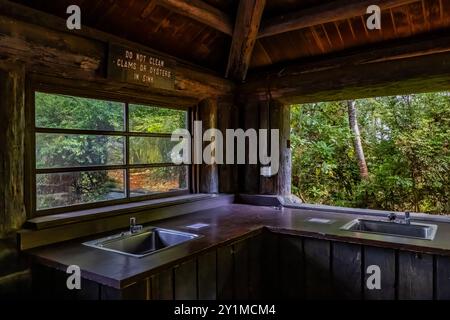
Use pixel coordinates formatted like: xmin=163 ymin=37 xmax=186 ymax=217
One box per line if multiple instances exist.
xmin=240 ymin=100 xmax=260 ymax=194
xmin=198 ymin=98 xmax=219 ymax=193
xmin=273 ymin=100 xmax=291 ymax=196
xmin=0 ymin=63 xmax=26 ymax=237
xmin=259 ymin=100 xmax=291 ymax=195
xmin=218 ymin=97 xmax=238 ymax=193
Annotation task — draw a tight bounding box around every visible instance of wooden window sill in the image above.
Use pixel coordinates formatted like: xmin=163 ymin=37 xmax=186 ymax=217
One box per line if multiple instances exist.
xmin=25 ymin=194 xmax=216 ymax=230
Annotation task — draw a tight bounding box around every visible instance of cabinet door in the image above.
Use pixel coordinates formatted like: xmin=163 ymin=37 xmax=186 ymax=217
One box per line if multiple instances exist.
xmin=217 ymin=244 xmax=233 ymax=299
xmin=436 ymin=255 xmax=450 ymax=300
xmin=174 ymin=259 xmax=197 ymax=300
xmin=279 ymin=235 xmax=304 ymax=299
xmin=332 ymin=242 xmax=362 ymax=299
xmin=304 ymin=238 xmax=332 ymax=299
xmin=364 ymin=246 xmax=396 ymax=300
xmin=198 ymin=250 xmax=217 ymax=300
xmin=398 ymin=251 xmax=433 ymax=300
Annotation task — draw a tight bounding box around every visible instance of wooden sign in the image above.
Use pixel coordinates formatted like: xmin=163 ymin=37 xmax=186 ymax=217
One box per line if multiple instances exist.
xmin=107 ymin=43 xmax=176 ymax=90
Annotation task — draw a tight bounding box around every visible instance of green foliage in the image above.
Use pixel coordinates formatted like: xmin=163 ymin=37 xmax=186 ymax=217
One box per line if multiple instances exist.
xmin=291 ymin=92 xmax=450 ymax=215
xmin=35 ymin=92 xmax=187 ymax=210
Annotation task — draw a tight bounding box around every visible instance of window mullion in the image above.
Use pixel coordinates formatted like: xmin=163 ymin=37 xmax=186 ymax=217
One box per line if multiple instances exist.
xmin=125 ymin=102 xmax=130 ymax=199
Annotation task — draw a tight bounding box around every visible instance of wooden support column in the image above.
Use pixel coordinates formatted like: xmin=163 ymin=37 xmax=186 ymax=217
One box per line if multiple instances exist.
xmin=0 ymin=64 xmax=26 ymax=237
xmin=218 ymin=97 xmax=238 ymax=193
xmin=198 ymin=98 xmax=219 ymax=193
xmin=259 ymin=100 xmax=291 ymax=195
xmin=240 ymin=100 xmax=260 ymax=194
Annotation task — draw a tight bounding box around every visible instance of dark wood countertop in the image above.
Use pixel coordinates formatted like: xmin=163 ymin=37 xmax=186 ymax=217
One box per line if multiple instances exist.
xmin=27 ymin=204 xmax=450 ymax=289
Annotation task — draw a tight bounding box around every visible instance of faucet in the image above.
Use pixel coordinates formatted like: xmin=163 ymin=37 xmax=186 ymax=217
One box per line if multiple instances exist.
xmin=387 ymin=212 xmax=411 ymax=224
xmin=387 ymin=212 xmax=397 ymax=222
xmin=129 ymin=217 xmax=143 ymax=234
xmin=404 ymin=211 xmax=411 ymax=225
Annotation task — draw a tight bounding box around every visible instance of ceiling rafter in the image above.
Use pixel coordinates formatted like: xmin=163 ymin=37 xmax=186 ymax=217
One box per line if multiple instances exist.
xmin=154 ymin=0 xmax=233 ymax=35
xmin=257 ymin=0 xmax=420 ymax=39
xmin=225 ymin=0 xmax=266 ymax=82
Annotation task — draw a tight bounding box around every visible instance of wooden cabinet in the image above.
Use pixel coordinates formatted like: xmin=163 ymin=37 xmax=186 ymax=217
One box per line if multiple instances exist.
xmin=32 ymin=231 xmax=449 ymax=300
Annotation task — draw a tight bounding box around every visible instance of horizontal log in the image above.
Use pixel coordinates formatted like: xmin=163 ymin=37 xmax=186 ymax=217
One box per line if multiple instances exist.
xmin=241 ymin=51 xmax=450 ymax=104
xmin=157 ymin=0 xmax=233 ymax=36
xmin=0 ymin=2 xmax=234 ymax=101
xmin=259 ymin=34 xmax=450 ymax=76
xmin=258 ymin=0 xmax=419 ymax=39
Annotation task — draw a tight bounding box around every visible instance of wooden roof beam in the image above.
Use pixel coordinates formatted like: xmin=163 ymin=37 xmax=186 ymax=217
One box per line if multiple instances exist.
xmin=226 ymin=0 xmax=266 ymax=82
xmin=257 ymin=0 xmax=420 ymax=39
xmin=241 ymin=35 xmax=450 ymax=104
xmin=156 ymin=0 xmax=233 ymax=35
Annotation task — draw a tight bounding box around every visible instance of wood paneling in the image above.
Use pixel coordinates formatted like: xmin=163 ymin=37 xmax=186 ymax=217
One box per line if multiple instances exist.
xmin=240 ymin=100 xmax=260 ymax=194
xmin=31 ymin=233 xmax=450 ymax=300
xmin=332 ymin=242 xmax=362 ymax=299
xmin=198 ymin=250 xmax=217 ymax=300
xmin=279 ymin=235 xmax=304 ymax=299
xmin=217 ymin=97 xmax=238 ymax=194
xmin=436 ymin=255 xmax=450 ymax=300
xmin=304 ymin=238 xmax=332 ymax=299
xmin=248 ymin=234 xmax=263 ymax=299
xmin=151 ymin=269 xmax=174 ymax=300
xmin=174 ymin=259 xmax=197 ymax=300
xmin=217 ymin=244 xmax=233 ymax=299
xmin=262 ymin=232 xmax=279 ymax=299
xmin=233 ymin=239 xmax=249 ymax=299
xmin=363 ymin=246 xmax=396 ymax=300
xmin=398 ymin=251 xmax=433 ymax=300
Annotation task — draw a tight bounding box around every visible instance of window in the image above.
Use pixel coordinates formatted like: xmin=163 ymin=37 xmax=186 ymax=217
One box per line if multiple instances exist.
xmin=34 ymin=92 xmax=189 ymax=214
xmin=290 ymin=92 xmax=450 ymax=215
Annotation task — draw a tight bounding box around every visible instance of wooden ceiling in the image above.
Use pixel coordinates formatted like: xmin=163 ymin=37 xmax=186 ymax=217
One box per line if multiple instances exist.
xmin=10 ymin=0 xmax=450 ymax=77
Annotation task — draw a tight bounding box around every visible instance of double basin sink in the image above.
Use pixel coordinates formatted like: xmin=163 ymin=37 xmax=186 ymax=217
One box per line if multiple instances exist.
xmin=83 ymin=214 xmax=438 ymax=259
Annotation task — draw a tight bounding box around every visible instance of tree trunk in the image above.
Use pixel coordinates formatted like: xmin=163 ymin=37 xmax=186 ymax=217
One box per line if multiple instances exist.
xmin=347 ymin=100 xmax=369 ymax=180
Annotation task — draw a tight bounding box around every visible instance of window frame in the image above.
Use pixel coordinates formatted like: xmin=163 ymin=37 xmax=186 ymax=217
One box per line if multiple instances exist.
xmin=28 ymin=84 xmax=193 ymax=217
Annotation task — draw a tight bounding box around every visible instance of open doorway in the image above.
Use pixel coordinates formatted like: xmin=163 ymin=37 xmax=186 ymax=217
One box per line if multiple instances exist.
xmin=291 ymin=92 xmax=450 ymax=215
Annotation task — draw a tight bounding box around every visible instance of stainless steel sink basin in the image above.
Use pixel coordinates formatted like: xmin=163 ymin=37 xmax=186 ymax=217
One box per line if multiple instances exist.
xmin=83 ymin=227 xmax=202 ymax=258
xmin=341 ymin=219 xmax=437 ymax=240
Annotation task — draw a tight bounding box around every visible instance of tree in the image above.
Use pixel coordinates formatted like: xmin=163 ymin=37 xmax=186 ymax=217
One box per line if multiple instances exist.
xmin=347 ymin=100 xmax=369 ymax=180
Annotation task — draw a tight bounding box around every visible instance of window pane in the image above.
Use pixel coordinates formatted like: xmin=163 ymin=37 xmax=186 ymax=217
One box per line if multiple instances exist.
xmin=35 ymin=92 xmax=125 ymax=131
xmin=36 ymin=170 xmax=125 ymax=210
xmin=130 ymin=136 xmax=181 ymax=164
xmin=129 ymin=104 xmax=187 ymax=133
xmin=130 ymin=166 xmax=187 ymax=197
xmin=36 ymin=133 xmax=125 ymax=169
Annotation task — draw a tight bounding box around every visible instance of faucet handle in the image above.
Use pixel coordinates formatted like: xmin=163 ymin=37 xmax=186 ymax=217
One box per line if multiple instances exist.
xmin=404 ymin=211 xmax=411 ymax=224
xmin=387 ymin=212 xmax=397 ymax=221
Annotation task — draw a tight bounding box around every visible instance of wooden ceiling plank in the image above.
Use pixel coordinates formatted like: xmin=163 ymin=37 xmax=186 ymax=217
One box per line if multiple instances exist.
xmin=141 ymin=0 xmax=158 ymax=19
xmin=225 ymin=0 xmax=266 ymax=82
xmin=321 ymin=24 xmax=333 ymax=48
xmin=258 ymin=0 xmax=420 ymax=39
xmin=156 ymin=0 xmax=233 ymax=35
xmin=390 ymin=8 xmax=398 ymax=35
xmin=347 ymin=19 xmax=357 ymax=40
xmin=311 ymin=26 xmax=326 ymax=53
